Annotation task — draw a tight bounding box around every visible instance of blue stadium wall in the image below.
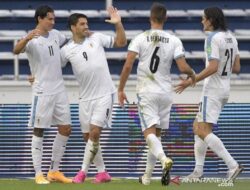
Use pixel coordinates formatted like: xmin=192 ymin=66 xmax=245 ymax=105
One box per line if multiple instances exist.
xmin=0 ymin=103 xmax=249 ymax=178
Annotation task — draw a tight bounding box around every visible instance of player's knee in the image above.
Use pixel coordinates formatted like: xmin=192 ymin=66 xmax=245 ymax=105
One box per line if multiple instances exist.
xmin=33 ymin=128 xmax=44 ymax=137
xmin=83 ymin=133 xmax=89 ymax=142
xmin=89 ymin=126 xmax=101 ymax=142
xmin=193 ymin=123 xmax=199 ymax=135
xmin=156 ymin=128 xmax=161 ymax=137
xmin=58 ymin=125 xmax=71 ymax=136
xmin=196 ymin=129 xmax=210 ymax=140
xmin=90 ymin=132 xmax=100 ymax=142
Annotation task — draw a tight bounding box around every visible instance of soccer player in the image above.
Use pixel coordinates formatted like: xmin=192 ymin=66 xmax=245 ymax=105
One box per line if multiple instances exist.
xmin=60 ymin=7 xmax=126 ymax=183
xmin=13 ymin=5 xmax=72 ymax=184
xmin=118 ymin=3 xmax=195 ymax=186
xmin=175 ymin=7 xmax=243 ymax=181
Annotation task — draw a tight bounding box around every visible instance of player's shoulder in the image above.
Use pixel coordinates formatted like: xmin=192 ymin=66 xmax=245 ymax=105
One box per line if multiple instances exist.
xmin=50 ymin=29 xmax=66 ymax=38
xmin=205 ymin=31 xmax=221 ymax=45
xmin=89 ymin=32 xmax=105 ymax=39
xmin=207 ymin=30 xmax=226 ymax=41
xmin=49 ymin=29 xmax=60 ymax=35
xmin=208 ymin=30 xmax=236 ymax=42
xmin=134 ymin=30 xmax=148 ymax=38
xmin=61 ymin=39 xmax=74 ymax=51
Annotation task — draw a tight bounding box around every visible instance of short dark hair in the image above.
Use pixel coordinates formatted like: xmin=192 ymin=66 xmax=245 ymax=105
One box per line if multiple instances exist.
xmin=34 ymin=5 xmax=54 ymax=24
xmin=204 ymin=7 xmax=227 ymax=31
xmin=150 ymin=2 xmax=167 ymax=24
xmin=68 ymin=13 xmax=88 ymax=30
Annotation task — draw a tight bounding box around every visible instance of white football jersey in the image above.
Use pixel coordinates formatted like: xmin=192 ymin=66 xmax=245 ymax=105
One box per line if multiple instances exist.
xmin=25 ymin=29 xmax=67 ymax=95
xmin=203 ymin=31 xmax=239 ymax=97
xmin=128 ymin=29 xmax=185 ymax=94
xmin=61 ymin=32 xmax=116 ymax=101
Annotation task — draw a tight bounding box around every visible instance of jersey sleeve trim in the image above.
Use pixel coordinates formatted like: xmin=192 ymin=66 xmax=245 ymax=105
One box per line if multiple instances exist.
xmin=208 ymin=57 xmax=220 ymax=61
xmin=206 ymin=31 xmax=219 ymax=60
xmin=174 ymin=54 xmax=185 ymax=60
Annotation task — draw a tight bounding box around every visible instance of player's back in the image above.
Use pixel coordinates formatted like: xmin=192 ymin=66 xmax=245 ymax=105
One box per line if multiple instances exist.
xmin=129 ymin=29 xmax=185 ymax=94
xmin=203 ymin=31 xmax=239 ymax=97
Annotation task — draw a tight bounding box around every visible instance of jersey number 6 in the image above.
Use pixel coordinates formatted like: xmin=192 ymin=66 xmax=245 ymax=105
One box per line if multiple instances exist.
xmin=149 ymin=47 xmax=160 ymax=73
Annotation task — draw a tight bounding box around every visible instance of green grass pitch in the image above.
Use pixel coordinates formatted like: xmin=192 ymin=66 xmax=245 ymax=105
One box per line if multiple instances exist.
xmin=0 ymin=178 xmax=249 ymax=190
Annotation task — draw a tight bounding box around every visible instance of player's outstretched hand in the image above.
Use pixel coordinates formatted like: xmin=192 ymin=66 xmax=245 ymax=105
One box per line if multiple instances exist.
xmin=174 ymin=77 xmax=193 ymax=94
xmin=118 ymin=91 xmax=128 ymax=108
xmin=25 ymin=29 xmax=41 ymax=41
xmin=105 ymin=6 xmax=121 ymax=25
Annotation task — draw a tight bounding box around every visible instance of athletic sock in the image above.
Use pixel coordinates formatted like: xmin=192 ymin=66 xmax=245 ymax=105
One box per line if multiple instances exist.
xmin=81 ymin=139 xmax=99 ymax=173
xmin=32 ymin=135 xmax=43 ymax=175
xmin=146 ymin=134 xmax=166 ymax=168
xmin=204 ymin=133 xmax=238 ymax=170
xmin=144 ymin=137 xmax=161 ymax=178
xmin=50 ymin=133 xmax=69 ymax=171
xmin=93 ymin=145 xmax=106 ymax=173
xmin=194 ymin=135 xmax=208 ymax=174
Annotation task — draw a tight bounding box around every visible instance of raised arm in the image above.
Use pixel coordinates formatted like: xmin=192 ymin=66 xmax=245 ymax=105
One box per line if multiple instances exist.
xmin=118 ymin=51 xmax=137 ymax=107
xmin=105 ymin=6 xmax=127 ymax=47
xmin=13 ymin=29 xmax=41 ymax=54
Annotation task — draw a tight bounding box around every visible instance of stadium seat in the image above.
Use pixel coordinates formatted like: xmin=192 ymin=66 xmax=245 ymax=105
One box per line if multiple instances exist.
xmin=234 ymin=29 xmax=250 ymax=36
xmin=11 ymin=10 xmax=35 ymax=17
xmin=245 ymin=9 xmax=250 ymax=16
xmin=174 ymin=30 xmax=205 ymax=40
xmin=167 ymin=10 xmax=188 ymax=17
xmin=0 ymin=52 xmax=14 ymax=60
xmin=99 ymin=10 xmax=131 ymax=18
xmin=223 ymin=9 xmax=246 ymax=17
xmin=129 ymin=10 xmax=150 ymax=17
xmin=105 ymin=52 xmax=127 ymax=60
xmin=239 ymin=50 xmax=250 ymax=59
xmin=54 ymin=10 xmax=70 ymax=17
xmin=0 ymin=10 xmax=13 ymax=17
xmin=165 ymin=30 xmax=174 ymax=35
xmin=92 ymin=30 xmax=115 ymax=36
xmin=69 ymin=10 xmax=100 ymax=18
xmin=186 ymin=9 xmax=203 ymax=17
xmin=0 ymin=30 xmax=27 ymax=37
xmin=175 ymin=29 xmax=204 ymax=36
xmin=190 ymin=51 xmax=205 ymax=59
xmin=125 ymin=30 xmax=143 ymax=40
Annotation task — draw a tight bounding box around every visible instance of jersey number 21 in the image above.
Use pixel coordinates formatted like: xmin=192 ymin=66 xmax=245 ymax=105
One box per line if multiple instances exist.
xmin=222 ymin=48 xmax=233 ymax=76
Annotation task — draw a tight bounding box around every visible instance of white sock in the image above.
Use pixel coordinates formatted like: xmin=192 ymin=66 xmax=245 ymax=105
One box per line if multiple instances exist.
xmin=31 ymin=135 xmax=43 ymax=175
xmin=146 ymin=134 xmax=166 ymax=167
xmin=204 ymin=133 xmax=238 ymax=170
xmin=194 ymin=135 xmax=208 ymax=174
xmin=81 ymin=139 xmax=99 ymax=173
xmin=144 ymin=137 xmax=161 ymax=178
xmin=50 ymin=133 xmax=69 ymax=171
xmin=93 ymin=145 xmax=106 ymax=173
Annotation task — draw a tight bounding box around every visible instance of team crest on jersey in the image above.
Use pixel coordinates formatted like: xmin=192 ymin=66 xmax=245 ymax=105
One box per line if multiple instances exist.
xmin=206 ymin=46 xmax=212 ymax=55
